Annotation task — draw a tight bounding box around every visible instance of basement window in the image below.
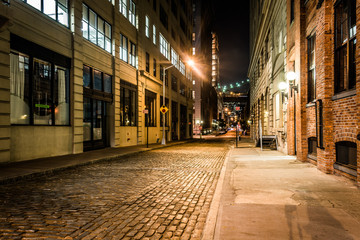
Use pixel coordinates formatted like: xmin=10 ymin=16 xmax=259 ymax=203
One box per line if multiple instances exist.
xmin=335 ymin=141 xmax=357 ymax=169
xmin=308 ymin=137 xmax=317 ymax=158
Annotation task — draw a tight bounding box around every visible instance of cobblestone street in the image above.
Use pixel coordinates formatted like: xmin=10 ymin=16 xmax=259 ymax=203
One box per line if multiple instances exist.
xmin=0 ymin=139 xmax=231 ymax=239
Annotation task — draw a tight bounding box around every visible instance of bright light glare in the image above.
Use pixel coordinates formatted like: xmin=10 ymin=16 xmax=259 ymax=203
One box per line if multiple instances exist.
xmin=187 ymin=59 xmax=195 ymax=67
xmin=278 ymin=81 xmax=287 ymax=91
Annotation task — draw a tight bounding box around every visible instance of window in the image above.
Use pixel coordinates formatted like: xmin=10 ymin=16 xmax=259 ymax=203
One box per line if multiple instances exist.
xmin=120 ymin=81 xmax=137 ymax=126
xmin=120 ymin=0 xmax=127 ymax=17
xmin=160 ymin=33 xmax=169 ymax=59
xmin=146 ymin=52 xmax=150 ymax=72
xmin=120 ymin=34 xmax=128 ymax=62
xmin=334 ymin=0 xmax=356 ymax=94
xmin=153 ymin=58 xmax=157 ymax=77
xmin=145 ymin=90 xmax=156 ymax=127
xmin=171 ymin=48 xmax=179 ymax=69
xmin=83 ymin=65 xmax=112 ymax=94
xmin=336 ymin=141 xmax=357 ymax=169
xmin=273 ymin=92 xmax=283 ymax=128
xmin=145 ymin=16 xmax=150 ymax=38
xmin=179 ymin=60 xmax=185 ymax=75
xmin=290 ymin=0 xmax=294 ymax=22
xmin=160 ymin=65 xmax=169 ymax=86
xmin=308 ymin=35 xmax=316 ymax=102
xmin=22 ymin=0 xmax=69 ymax=27
xmin=160 ymin=5 xmax=168 ymax=29
xmin=129 ymin=0 xmax=136 ymax=26
xmin=129 ymin=41 xmax=137 ymax=68
xmin=171 ymin=75 xmax=177 ymax=91
xmin=308 ymin=137 xmax=317 ymax=157
xmin=10 ymin=51 xmax=70 ymax=126
xmin=82 ymin=4 xmax=112 ymax=53
xmin=153 ymin=25 xmax=157 ymax=44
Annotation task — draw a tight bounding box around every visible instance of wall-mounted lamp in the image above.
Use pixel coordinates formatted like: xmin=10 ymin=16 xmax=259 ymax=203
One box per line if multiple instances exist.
xmin=286 ymin=71 xmax=298 ymax=94
xmin=278 ymin=81 xmax=288 ymax=99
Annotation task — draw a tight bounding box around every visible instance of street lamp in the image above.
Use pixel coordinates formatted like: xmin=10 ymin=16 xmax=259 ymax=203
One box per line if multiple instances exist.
xmin=161 ymin=64 xmax=174 ymax=145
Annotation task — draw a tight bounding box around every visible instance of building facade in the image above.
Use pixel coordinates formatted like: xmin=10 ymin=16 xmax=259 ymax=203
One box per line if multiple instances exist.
xmin=192 ymin=0 xmax=218 ymax=134
xmin=250 ymin=0 xmax=360 ymax=183
xmin=248 ymin=0 xmax=288 ymax=153
xmin=0 ymin=0 xmax=194 ymax=163
xmin=287 ymin=0 xmax=359 ymax=182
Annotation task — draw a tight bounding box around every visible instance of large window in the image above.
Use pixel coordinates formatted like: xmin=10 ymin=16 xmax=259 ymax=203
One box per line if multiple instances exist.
xmin=120 ymin=34 xmax=128 ymax=62
xmin=145 ymin=90 xmax=156 ymax=127
xmin=82 ymin=4 xmax=112 ymax=53
xmin=120 ymin=81 xmax=137 ymax=126
xmin=22 ymin=0 xmax=68 ymax=27
xmin=10 ymin=50 xmax=70 ymax=126
xmin=336 ymin=141 xmax=357 ymax=169
xmin=334 ymin=0 xmax=356 ymax=94
xmin=308 ymin=35 xmax=316 ymax=102
xmin=160 ymin=33 xmax=169 ymax=59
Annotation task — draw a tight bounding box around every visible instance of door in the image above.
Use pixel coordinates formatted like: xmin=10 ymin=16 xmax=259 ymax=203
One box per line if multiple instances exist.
xmin=83 ymin=98 xmax=107 ymax=151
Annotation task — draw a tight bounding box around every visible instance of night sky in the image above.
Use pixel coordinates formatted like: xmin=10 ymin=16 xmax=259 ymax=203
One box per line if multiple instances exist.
xmin=212 ymin=0 xmax=250 ymax=93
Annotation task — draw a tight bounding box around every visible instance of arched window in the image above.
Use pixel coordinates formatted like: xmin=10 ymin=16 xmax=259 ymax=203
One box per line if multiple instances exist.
xmin=336 ymin=141 xmax=357 ymax=169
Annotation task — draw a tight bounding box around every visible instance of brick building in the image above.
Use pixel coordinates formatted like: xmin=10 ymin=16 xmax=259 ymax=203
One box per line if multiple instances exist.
xmin=250 ymin=0 xmax=360 ymax=183
xmin=0 ymin=0 xmax=194 ymax=162
xmin=287 ymin=0 xmax=359 ymax=182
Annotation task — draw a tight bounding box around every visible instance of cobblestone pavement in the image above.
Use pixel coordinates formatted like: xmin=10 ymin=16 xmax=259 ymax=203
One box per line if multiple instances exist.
xmin=0 ymin=139 xmax=231 ymax=239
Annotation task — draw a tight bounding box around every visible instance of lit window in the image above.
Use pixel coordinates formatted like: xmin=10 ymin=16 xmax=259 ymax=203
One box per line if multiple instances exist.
xmin=145 ymin=16 xmax=150 ymax=38
xmin=120 ymin=0 xmax=127 ymax=17
xmin=160 ymin=33 xmax=169 ymax=59
xmin=171 ymin=48 xmax=179 ymax=69
xmin=120 ymin=34 xmax=128 ymax=62
xmin=82 ymin=4 xmax=112 ymax=53
xmin=22 ymin=0 xmax=69 ymax=27
xmin=129 ymin=41 xmax=137 ymax=67
xmin=179 ymin=60 xmax=185 ymax=75
xmin=153 ymin=25 xmax=157 ymax=44
xmin=129 ymin=0 xmax=136 ymax=26
xmin=10 ymin=47 xmax=70 ymax=126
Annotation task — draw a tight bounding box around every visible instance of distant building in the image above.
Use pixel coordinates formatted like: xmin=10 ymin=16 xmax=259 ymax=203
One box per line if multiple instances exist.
xmin=192 ymin=0 xmax=218 ymax=134
xmin=0 ymin=0 xmax=194 ymax=162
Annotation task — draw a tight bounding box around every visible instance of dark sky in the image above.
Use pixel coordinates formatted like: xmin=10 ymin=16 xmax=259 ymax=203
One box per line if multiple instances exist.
xmin=212 ymin=0 xmax=250 ymax=92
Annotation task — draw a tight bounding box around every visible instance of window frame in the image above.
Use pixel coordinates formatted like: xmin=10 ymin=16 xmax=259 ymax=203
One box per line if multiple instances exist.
xmin=10 ymin=36 xmax=71 ymax=126
xmin=334 ymin=0 xmax=356 ymax=94
xmin=307 ymin=34 xmax=316 ymax=103
xmin=145 ymin=89 xmax=157 ymax=127
xmin=120 ymin=80 xmax=137 ymax=126
xmin=22 ymin=0 xmax=69 ymax=27
xmin=82 ymin=4 xmax=112 ymax=53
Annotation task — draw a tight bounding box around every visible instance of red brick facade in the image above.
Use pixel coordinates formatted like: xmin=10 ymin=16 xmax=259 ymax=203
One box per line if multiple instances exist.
xmin=287 ymin=0 xmax=360 ymax=182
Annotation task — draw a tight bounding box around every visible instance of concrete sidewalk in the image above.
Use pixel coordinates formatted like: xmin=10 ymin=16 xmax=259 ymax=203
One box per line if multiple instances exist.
xmin=204 ymin=139 xmax=360 ymax=240
xmin=0 ymin=140 xmax=188 ymax=184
